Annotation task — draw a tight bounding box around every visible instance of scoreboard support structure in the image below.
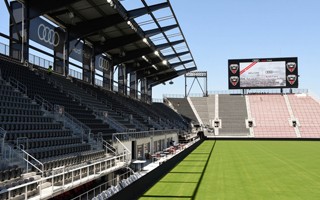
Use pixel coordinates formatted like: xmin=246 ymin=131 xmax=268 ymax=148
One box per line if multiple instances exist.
xmin=184 ymin=71 xmax=208 ymax=97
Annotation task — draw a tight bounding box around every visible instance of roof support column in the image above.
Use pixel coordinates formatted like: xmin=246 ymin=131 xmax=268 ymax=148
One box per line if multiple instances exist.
xmin=103 ymin=63 xmax=114 ymax=91
xmin=9 ymin=1 xmax=27 ymax=61
xmin=129 ymin=71 xmax=138 ymax=99
xmin=140 ymin=77 xmax=147 ymax=103
xmin=82 ymin=45 xmax=93 ymax=83
xmin=147 ymin=81 xmax=153 ymax=104
xmin=118 ymin=64 xmax=127 ymax=95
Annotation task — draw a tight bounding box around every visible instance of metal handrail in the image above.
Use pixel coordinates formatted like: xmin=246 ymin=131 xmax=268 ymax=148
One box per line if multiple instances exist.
xmin=35 ymin=94 xmax=54 ymax=111
xmin=63 ymin=110 xmax=91 ymax=136
xmin=8 ymin=76 xmax=27 ymax=95
xmin=0 ymin=127 xmax=6 ymax=157
xmin=102 ymin=139 xmax=117 ymax=155
xmin=17 ymin=146 xmax=44 ymax=174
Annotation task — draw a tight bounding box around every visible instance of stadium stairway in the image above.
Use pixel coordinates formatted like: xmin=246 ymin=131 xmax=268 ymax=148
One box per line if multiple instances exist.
xmin=73 ymin=79 xmax=159 ymax=130
xmin=43 ymin=71 xmax=136 ymax=132
xmin=151 ymin=103 xmax=189 ymax=130
xmin=0 ymin=58 xmax=116 ymax=139
xmin=218 ymin=94 xmax=250 ymax=136
xmin=190 ymin=97 xmax=210 ymax=126
xmin=166 ymin=98 xmax=198 ymax=124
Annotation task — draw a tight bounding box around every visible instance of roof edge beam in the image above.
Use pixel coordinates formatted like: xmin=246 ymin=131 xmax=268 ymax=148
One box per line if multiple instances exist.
xmin=144 ymin=24 xmax=179 ymax=37
xmin=170 ymin=59 xmax=194 ymax=68
xmin=156 ymin=39 xmax=184 ymax=50
xmin=127 ymin=2 xmax=169 ymax=19
xmin=113 ymin=48 xmax=154 ymax=66
xmin=164 ymin=51 xmax=190 ymax=60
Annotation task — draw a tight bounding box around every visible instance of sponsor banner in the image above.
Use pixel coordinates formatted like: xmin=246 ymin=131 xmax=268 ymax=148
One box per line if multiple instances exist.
xmin=69 ymin=40 xmax=83 ymax=62
xmin=95 ymin=55 xmax=110 ymax=71
xmin=30 ymin=17 xmax=64 ymax=49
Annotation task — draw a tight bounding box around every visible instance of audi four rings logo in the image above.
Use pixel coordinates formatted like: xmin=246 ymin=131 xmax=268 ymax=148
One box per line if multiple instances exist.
xmin=37 ymin=24 xmax=60 ymax=47
xmin=99 ymin=57 xmax=109 ymax=71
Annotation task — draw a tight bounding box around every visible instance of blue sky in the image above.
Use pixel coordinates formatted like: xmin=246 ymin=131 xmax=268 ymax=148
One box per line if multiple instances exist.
xmin=1 ymin=0 xmax=320 ymax=99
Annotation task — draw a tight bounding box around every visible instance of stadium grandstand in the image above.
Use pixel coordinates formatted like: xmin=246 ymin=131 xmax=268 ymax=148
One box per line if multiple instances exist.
xmin=1 ymin=0 xmax=320 ymax=200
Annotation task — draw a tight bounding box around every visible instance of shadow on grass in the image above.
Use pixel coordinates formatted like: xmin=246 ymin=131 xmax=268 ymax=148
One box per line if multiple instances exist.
xmin=140 ymin=140 xmax=217 ymax=200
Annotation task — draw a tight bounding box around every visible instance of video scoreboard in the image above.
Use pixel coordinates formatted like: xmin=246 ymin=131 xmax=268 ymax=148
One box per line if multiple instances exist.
xmin=228 ymin=57 xmax=298 ymax=89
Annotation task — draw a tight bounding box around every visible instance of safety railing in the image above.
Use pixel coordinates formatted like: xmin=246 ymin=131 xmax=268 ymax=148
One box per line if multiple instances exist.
xmin=35 ymin=94 xmax=54 ymax=111
xmin=113 ymin=135 xmax=131 ymax=164
xmin=17 ymin=146 xmax=44 ymax=176
xmin=8 ymin=76 xmax=28 ymax=96
xmin=71 ymin=168 xmax=139 ymax=200
xmin=28 ymin=53 xmax=53 ymax=69
xmin=0 ymin=127 xmax=6 ymax=157
xmin=0 ymin=42 xmax=10 ymax=56
xmin=54 ymin=104 xmax=92 ymax=142
xmin=112 ymin=129 xmax=179 ymax=143
xmin=69 ymin=68 xmax=82 ymax=80
xmin=0 ymin=153 xmax=129 ymax=200
xmin=95 ymin=79 xmax=103 ymax=87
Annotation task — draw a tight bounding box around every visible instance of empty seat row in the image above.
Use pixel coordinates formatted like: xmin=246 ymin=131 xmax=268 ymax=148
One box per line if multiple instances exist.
xmin=5 ymin=130 xmax=72 ymax=141
xmin=0 ymin=96 xmax=31 ymax=104
xmin=0 ymin=115 xmax=52 ymax=123
xmin=0 ymin=167 xmax=23 ymax=182
xmin=0 ymin=108 xmax=43 ymax=116
xmin=0 ymin=90 xmax=22 ymax=98
xmin=16 ymin=137 xmax=82 ymax=149
xmin=41 ymin=150 xmax=105 ymax=171
xmin=0 ymin=122 xmax=62 ymax=131
xmin=0 ymin=177 xmax=37 ymax=200
xmin=28 ymin=144 xmax=91 ymax=160
xmin=0 ymin=101 xmax=40 ymax=110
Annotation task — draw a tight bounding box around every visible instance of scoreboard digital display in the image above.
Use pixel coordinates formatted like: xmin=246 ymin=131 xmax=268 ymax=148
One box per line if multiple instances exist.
xmin=228 ymin=57 xmax=298 ymax=89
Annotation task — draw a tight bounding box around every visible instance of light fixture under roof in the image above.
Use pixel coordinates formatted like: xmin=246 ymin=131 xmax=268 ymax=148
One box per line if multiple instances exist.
xmin=162 ymin=60 xmax=168 ymax=65
xmin=152 ymin=65 xmax=158 ymax=70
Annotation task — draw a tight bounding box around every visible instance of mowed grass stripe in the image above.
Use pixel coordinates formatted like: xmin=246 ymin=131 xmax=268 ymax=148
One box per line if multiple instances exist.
xmin=140 ymin=141 xmax=215 ymax=200
xmin=195 ymin=141 xmax=320 ymax=200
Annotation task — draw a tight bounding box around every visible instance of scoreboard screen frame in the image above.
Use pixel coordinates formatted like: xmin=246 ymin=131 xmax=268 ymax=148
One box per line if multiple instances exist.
xmin=228 ymin=57 xmax=298 ymax=89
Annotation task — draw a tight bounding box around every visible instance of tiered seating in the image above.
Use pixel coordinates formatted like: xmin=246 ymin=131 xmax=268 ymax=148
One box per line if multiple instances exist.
xmin=75 ymin=79 xmax=168 ymax=130
xmin=151 ymin=103 xmax=189 ymax=130
xmin=0 ymin=165 xmax=38 ymax=200
xmin=249 ymin=94 xmax=296 ymax=138
xmin=288 ymin=94 xmax=320 ymax=138
xmin=219 ymin=95 xmax=249 ymax=136
xmin=93 ymin=172 xmax=143 ymax=200
xmin=0 ymin=59 xmax=115 ymax=137
xmin=47 ymin=72 xmax=136 ymax=131
xmin=167 ymin=98 xmax=198 ymax=123
xmin=0 ymin=70 xmax=107 ymax=170
xmin=190 ymin=97 xmax=209 ymax=126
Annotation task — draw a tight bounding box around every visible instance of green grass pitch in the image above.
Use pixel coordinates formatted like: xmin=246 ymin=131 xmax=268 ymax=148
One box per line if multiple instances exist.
xmin=140 ymin=140 xmax=320 ymax=200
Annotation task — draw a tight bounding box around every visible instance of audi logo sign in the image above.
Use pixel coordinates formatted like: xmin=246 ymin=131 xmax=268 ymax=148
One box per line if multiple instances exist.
xmin=37 ymin=24 xmax=60 ymax=47
xmin=99 ymin=57 xmax=110 ymax=71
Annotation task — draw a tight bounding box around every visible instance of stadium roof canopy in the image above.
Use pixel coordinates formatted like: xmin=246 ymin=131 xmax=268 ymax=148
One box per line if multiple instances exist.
xmin=18 ymin=0 xmax=197 ymax=86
